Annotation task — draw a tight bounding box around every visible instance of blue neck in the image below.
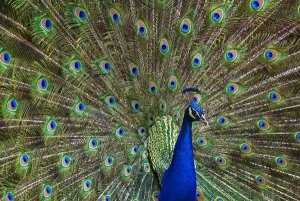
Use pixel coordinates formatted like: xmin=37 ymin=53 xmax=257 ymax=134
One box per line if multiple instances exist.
xmin=159 ymin=113 xmax=196 ymax=201
xmin=172 ymin=114 xmax=193 ymax=164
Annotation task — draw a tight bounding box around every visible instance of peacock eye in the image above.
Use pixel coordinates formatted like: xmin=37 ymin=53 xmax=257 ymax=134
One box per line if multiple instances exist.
xmin=189 ymin=108 xmax=199 ymax=119
xmin=43 ymin=185 xmax=52 ymax=198
xmin=192 ymin=110 xmax=197 ymax=116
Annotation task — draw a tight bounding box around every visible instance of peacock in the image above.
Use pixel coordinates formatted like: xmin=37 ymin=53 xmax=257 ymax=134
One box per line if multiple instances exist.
xmin=0 ymin=0 xmax=300 ymax=200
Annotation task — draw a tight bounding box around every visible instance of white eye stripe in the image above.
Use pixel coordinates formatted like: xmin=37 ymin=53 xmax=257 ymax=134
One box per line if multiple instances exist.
xmin=189 ymin=108 xmax=196 ymax=119
xmin=195 ymin=110 xmax=200 ymax=117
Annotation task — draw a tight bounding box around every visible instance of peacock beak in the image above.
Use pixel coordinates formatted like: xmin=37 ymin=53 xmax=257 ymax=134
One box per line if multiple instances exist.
xmin=200 ymin=114 xmax=208 ymax=126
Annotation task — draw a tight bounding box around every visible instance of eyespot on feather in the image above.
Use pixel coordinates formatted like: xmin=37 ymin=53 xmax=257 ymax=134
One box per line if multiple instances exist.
xmin=137 ymin=20 xmax=148 ymax=36
xmin=74 ymin=7 xmax=87 ymax=21
xmin=250 ymin=0 xmax=265 ymax=11
xmin=0 ymin=51 xmax=11 ymax=64
xmin=211 ymin=8 xmax=224 ymax=23
xmin=225 ymin=50 xmax=238 ymax=62
xmin=110 ymin=8 xmax=121 ymax=23
xmin=180 ymin=18 xmax=192 ymax=35
xmin=40 ymin=18 xmax=53 ymax=31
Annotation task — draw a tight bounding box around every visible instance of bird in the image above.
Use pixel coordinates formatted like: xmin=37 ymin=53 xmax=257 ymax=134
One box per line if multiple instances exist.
xmin=0 ymin=0 xmax=300 ymax=201
xmin=158 ymin=88 xmax=207 ymax=201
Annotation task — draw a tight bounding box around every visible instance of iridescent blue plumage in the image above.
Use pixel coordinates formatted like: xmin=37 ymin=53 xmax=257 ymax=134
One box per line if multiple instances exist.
xmin=160 ymin=90 xmax=207 ymax=201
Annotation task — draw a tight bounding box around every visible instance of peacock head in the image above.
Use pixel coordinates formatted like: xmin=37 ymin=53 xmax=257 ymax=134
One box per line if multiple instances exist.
xmin=183 ymin=87 xmax=208 ymax=125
